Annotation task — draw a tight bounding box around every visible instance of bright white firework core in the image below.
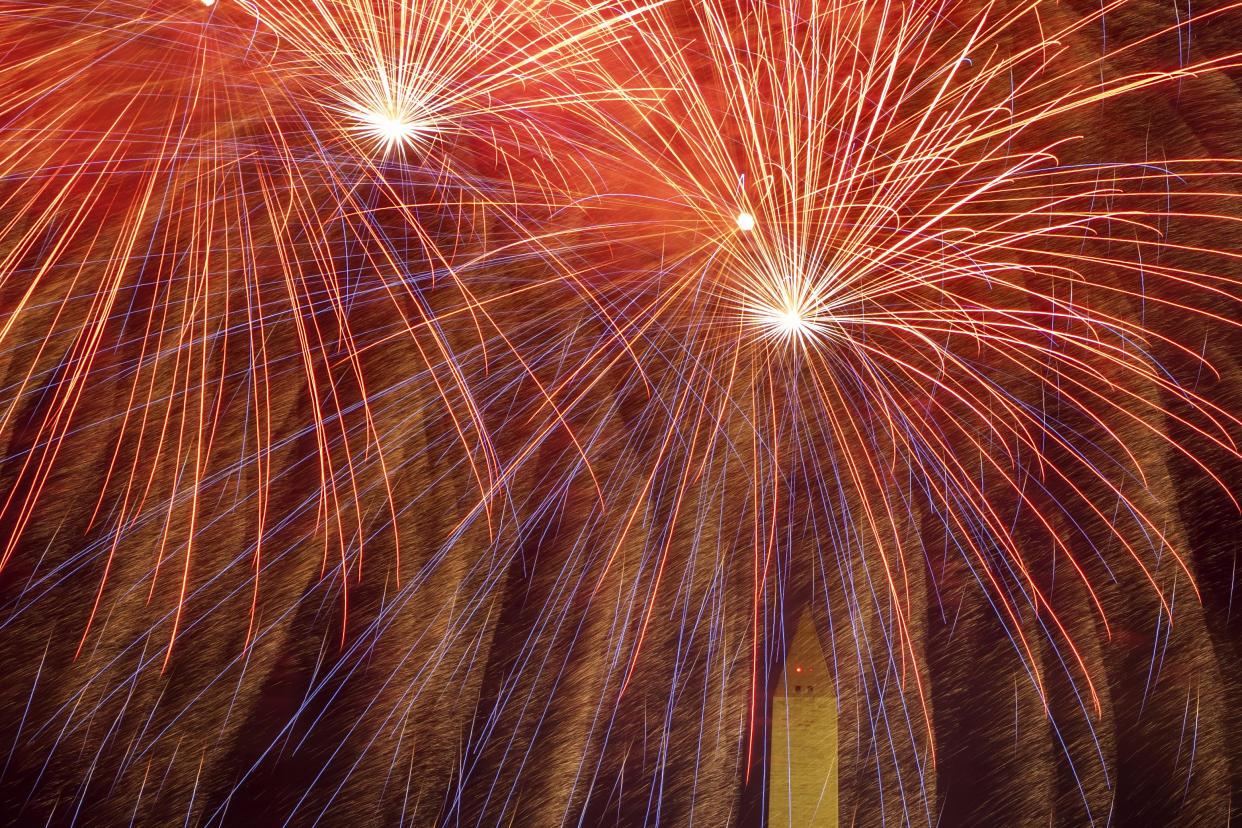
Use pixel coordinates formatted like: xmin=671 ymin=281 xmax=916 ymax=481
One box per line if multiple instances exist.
xmin=771 ymin=306 xmax=808 ymax=336
xmin=343 ymin=95 xmax=435 ymax=153
xmin=736 ymin=212 xmax=756 ymax=232
xmin=756 ymin=302 xmax=816 ymax=342
xmin=749 ymin=278 xmax=830 ymax=345
xmin=359 ymin=108 xmax=426 ymax=152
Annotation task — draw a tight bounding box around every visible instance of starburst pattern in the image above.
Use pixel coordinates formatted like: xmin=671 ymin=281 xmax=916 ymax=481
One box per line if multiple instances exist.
xmin=1 ymin=0 xmax=1241 ymax=824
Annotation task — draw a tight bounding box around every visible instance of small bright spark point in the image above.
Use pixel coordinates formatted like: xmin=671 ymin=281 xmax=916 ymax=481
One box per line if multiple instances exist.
xmin=736 ymin=212 xmax=755 ymax=232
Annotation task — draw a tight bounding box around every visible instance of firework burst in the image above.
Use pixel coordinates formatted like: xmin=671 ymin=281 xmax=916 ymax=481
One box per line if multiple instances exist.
xmin=539 ymin=0 xmax=1242 ymax=816
xmin=1 ymin=0 xmax=1242 ymax=825
xmin=0 ymin=0 xmax=656 ymax=655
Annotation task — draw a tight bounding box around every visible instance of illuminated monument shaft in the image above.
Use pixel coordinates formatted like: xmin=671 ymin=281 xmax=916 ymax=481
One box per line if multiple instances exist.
xmin=770 ymin=609 xmax=838 ymax=827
